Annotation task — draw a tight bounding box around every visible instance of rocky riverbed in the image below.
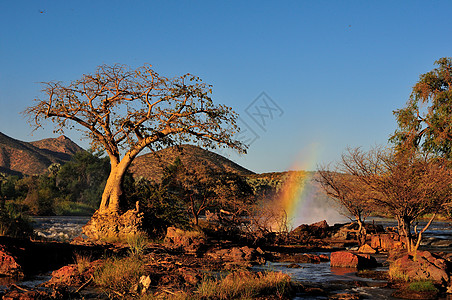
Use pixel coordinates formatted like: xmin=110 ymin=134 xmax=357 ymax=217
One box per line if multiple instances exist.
xmin=1 ymin=217 xmax=452 ymax=299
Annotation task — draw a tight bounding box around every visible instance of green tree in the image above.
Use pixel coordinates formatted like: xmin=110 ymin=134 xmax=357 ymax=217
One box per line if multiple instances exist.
xmin=57 ymin=150 xmax=110 ymax=208
xmin=24 ymin=64 xmax=246 ymax=216
xmin=391 ymin=57 xmax=452 ymax=158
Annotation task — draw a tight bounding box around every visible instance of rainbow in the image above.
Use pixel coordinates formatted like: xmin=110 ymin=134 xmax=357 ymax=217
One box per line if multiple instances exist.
xmin=275 ymin=143 xmax=321 ymax=229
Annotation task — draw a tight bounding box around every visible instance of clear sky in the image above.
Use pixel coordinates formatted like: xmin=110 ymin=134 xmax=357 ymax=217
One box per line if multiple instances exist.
xmin=1 ymin=1 xmax=451 ymax=173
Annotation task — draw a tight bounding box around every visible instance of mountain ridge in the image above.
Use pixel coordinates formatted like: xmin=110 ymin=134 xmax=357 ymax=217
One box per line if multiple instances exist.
xmin=129 ymin=144 xmax=254 ymax=182
xmin=0 ymin=132 xmax=83 ymax=176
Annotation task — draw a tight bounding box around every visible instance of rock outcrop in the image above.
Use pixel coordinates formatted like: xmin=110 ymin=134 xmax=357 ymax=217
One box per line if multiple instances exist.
xmin=330 ymin=251 xmax=378 ymax=269
xmin=82 ymin=208 xmax=145 ymax=241
xmin=0 ymin=246 xmax=23 ymax=278
xmin=206 ymin=246 xmax=266 ymax=265
xmin=289 ymin=220 xmax=330 ymax=241
xmin=390 ymin=251 xmax=450 ymax=283
xmin=370 ymin=233 xmax=402 ymax=251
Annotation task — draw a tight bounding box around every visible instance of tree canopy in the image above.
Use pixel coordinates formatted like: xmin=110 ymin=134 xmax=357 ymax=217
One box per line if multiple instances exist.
xmin=341 ymin=147 xmax=452 ymax=253
xmin=25 ymin=64 xmax=246 ymax=214
xmin=391 ymin=57 xmax=452 ymax=158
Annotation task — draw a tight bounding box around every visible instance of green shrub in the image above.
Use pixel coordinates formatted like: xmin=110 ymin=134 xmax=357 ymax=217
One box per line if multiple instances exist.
xmin=408 ymin=280 xmax=438 ymax=292
xmin=54 ymin=200 xmax=95 ymax=216
xmin=0 ymin=204 xmax=33 ymax=238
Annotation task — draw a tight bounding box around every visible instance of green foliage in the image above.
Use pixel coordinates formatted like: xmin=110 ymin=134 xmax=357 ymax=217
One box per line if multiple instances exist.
xmin=54 ymin=200 xmax=96 ymax=216
xmin=0 ymin=150 xmax=109 ymax=216
xmin=408 ymin=281 xmax=438 ymax=292
xmin=124 ymin=175 xmax=190 ymax=236
xmin=0 ymin=203 xmax=33 ymax=238
xmin=391 ymin=57 xmax=452 ymax=158
xmin=57 ymin=150 xmax=110 ymax=208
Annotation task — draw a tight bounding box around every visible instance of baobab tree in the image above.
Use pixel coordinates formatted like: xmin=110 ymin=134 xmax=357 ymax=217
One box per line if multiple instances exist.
xmin=24 ymin=64 xmax=246 ymax=217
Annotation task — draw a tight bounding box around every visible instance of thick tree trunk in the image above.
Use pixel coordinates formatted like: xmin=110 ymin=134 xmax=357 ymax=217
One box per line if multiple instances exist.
xmin=99 ymin=169 xmax=124 ymax=213
xmin=98 ymin=154 xmax=134 ymax=214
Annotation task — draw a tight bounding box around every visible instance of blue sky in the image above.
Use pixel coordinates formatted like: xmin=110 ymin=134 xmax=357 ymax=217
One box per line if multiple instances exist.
xmin=1 ymin=1 xmax=451 ymax=173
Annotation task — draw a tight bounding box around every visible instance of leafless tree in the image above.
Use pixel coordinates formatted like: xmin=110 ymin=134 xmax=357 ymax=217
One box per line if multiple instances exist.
xmin=342 ymin=147 xmax=452 ymax=253
xmin=317 ymin=165 xmax=373 ymax=246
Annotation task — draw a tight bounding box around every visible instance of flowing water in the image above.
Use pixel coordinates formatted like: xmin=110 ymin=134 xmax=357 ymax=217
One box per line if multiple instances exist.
xmin=8 ymin=216 xmax=452 ymax=299
xmin=32 ymin=216 xmax=91 ymax=241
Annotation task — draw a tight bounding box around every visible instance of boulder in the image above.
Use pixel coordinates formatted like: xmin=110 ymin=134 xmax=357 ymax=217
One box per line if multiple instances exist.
xmin=330 ymin=251 xmax=378 ymax=269
xmin=358 ymin=244 xmax=377 ymax=254
xmin=390 ymin=251 xmax=449 ymax=283
xmin=290 ymin=220 xmax=330 ymax=241
xmin=177 ymin=267 xmax=201 ymax=286
xmin=370 ymin=233 xmax=401 ymax=251
xmin=49 ymin=265 xmax=80 ymax=285
xmin=164 ymin=227 xmax=206 ymax=253
xmin=0 ymin=247 xmax=23 ymax=278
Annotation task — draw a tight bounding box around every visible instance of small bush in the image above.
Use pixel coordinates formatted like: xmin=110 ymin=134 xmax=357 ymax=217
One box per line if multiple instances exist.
xmin=408 ymin=280 xmax=438 ymax=292
xmin=94 ymin=255 xmax=146 ymax=298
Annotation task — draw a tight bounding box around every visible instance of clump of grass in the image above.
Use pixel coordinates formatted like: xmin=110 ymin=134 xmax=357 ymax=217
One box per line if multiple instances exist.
xmin=127 ymin=233 xmax=149 ymax=257
xmin=74 ymin=253 xmax=92 ymax=274
xmin=94 ymin=255 xmax=147 ymax=298
xmin=408 ymin=280 xmax=438 ymax=292
xmin=388 ymin=264 xmax=410 ymax=282
xmin=195 ymin=270 xmax=292 ymax=299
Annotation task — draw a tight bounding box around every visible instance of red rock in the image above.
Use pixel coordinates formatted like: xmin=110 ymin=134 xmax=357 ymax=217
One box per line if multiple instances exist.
xmin=330 ymin=251 xmax=377 ymax=268
xmin=370 ymin=233 xmax=400 ymax=251
xmin=390 ymin=251 xmax=449 ymax=283
xmin=358 ymin=244 xmax=377 ymax=254
xmin=0 ymin=248 xmax=23 ymax=278
xmin=49 ymin=265 xmax=80 ymax=284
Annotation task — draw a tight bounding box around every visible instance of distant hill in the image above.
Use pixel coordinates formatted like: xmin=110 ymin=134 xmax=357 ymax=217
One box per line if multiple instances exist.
xmin=0 ymin=132 xmax=84 ymax=176
xmin=129 ymin=144 xmax=254 ymax=182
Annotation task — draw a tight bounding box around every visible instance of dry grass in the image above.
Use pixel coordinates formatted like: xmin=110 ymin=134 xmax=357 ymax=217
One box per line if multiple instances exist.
xmin=94 ymin=255 xmax=146 ymax=298
xmin=74 ymin=253 xmax=92 ymax=274
xmin=136 ymin=270 xmax=292 ymax=300
xmin=127 ymin=233 xmax=150 ymax=257
xmin=195 ymin=270 xmax=292 ymax=299
xmin=388 ymin=264 xmax=410 ymax=282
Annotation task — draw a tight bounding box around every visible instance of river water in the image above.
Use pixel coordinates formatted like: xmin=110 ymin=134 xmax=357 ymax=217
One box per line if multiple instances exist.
xmin=27 ymin=216 xmax=452 ymax=299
